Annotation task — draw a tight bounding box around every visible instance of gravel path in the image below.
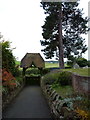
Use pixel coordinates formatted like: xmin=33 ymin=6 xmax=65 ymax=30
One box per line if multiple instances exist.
xmin=2 ymin=86 xmax=52 ymax=119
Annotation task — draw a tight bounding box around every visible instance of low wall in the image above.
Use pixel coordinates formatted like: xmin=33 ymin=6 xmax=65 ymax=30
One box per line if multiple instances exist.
xmin=40 ymin=79 xmax=77 ymax=119
xmin=72 ymin=73 xmax=90 ymax=96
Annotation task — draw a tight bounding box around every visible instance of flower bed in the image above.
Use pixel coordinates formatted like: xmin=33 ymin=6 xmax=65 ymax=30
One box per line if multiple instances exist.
xmin=1 ymin=68 xmax=25 ymax=110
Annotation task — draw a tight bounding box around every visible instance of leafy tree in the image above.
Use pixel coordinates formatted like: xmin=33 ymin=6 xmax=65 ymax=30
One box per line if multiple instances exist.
xmin=0 ymin=34 xmax=17 ymax=76
xmin=87 ymin=60 xmax=90 ymax=67
xmin=76 ymin=58 xmax=88 ymax=67
xmin=67 ymin=55 xmax=77 ymax=67
xmin=40 ymin=1 xmax=88 ymax=68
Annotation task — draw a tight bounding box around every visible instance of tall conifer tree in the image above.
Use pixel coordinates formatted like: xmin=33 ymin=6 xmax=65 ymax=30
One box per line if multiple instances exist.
xmin=40 ymin=1 xmax=88 ymax=68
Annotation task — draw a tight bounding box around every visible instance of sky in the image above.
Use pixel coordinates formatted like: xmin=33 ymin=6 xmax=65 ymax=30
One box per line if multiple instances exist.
xmin=0 ymin=0 xmax=89 ymax=61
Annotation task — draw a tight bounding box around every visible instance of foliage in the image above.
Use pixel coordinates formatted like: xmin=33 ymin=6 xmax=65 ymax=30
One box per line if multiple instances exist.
xmin=87 ymin=61 xmax=90 ymax=67
xmin=25 ymin=68 xmax=40 ymax=75
xmin=67 ymin=55 xmax=77 ymax=67
xmin=2 ymin=69 xmax=17 ymax=90
xmin=67 ymin=60 xmax=73 ymax=68
xmin=15 ymin=76 xmax=23 ymax=85
xmin=15 ymin=61 xmax=20 ymax=65
xmin=42 ymin=71 xmax=61 ymax=85
xmin=76 ymin=58 xmax=88 ymax=67
xmin=67 ymin=56 xmax=88 ymax=68
xmin=51 ymin=83 xmax=90 ymax=119
xmin=42 ymin=70 xmax=72 ymax=86
xmin=63 ymin=68 xmax=90 ymax=76
xmin=25 ymin=68 xmax=50 ymax=76
xmin=52 ymin=85 xmax=73 ymax=98
xmin=41 ymin=68 xmax=50 ymax=75
xmin=0 ymin=39 xmax=18 ymax=76
xmin=75 ymin=107 xmax=89 ymax=120
xmin=58 ymin=72 xmax=72 ymax=86
xmin=2 ymin=86 xmax=8 ymax=95
xmin=40 ymin=2 xmax=88 ymax=60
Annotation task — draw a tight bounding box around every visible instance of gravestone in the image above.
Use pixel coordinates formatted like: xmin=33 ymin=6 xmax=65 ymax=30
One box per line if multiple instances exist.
xmin=83 ymin=66 xmax=88 ymax=68
xmin=73 ymin=63 xmax=80 ymax=69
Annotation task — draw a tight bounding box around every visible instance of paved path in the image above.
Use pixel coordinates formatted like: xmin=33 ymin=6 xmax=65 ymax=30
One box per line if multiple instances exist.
xmin=3 ymin=86 xmax=52 ymax=119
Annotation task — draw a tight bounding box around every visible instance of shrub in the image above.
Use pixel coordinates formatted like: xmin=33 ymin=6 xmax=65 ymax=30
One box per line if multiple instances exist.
xmin=25 ymin=68 xmax=50 ymax=76
xmin=41 ymin=71 xmax=72 ymax=86
xmin=25 ymin=68 xmax=40 ymax=75
xmin=67 ymin=60 xmax=73 ymax=68
xmin=2 ymin=69 xmax=17 ymax=90
xmin=87 ymin=61 xmax=90 ymax=67
xmin=58 ymin=72 xmax=72 ymax=86
xmin=42 ymin=71 xmax=61 ymax=85
xmin=13 ymin=67 xmax=22 ymax=77
xmin=76 ymin=58 xmax=88 ymax=67
xmin=2 ymin=86 xmax=8 ymax=95
xmin=1 ymin=40 xmax=17 ymax=76
xmin=40 ymin=68 xmax=50 ymax=75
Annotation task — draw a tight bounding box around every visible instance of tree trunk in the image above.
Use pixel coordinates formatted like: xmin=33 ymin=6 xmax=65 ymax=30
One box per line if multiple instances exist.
xmin=58 ymin=4 xmax=64 ymax=69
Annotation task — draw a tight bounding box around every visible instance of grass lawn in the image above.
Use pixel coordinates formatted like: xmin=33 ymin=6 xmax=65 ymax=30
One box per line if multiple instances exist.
xmin=45 ymin=62 xmax=59 ymax=68
xmin=15 ymin=60 xmax=90 ymax=76
xmin=52 ymin=85 xmax=74 ymax=98
xmin=62 ymin=68 xmax=90 ymax=77
xmin=45 ymin=62 xmax=68 ymax=68
xmin=15 ymin=61 xmax=20 ymax=65
xmin=15 ymin=61 xmax=59 ymax=68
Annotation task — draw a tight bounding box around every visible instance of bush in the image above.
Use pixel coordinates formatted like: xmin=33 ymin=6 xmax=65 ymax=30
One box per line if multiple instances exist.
xmin=42 ymin=70 xmax=61 ymax=85
xmin=2 ymin=69 xmax=17 ymax=90
xmin=2 ymin=86 xmax=8 ymax=95
xmin=14 ymin=67 xmax=22 ymax=77
xmin=58 ymin=72 xmax=72 ymax=86
xmin=1 ymin=41 xmax=17 ymax=75
xmin=41 ymin=71 xmax=72 ymax=86
xmin=67 ymin=60 xmax=73 ymax=68
xmin=76 ymin=58 xmax=88 ymax=67
xmin=25 ymin=68 xmax=50 ymax=76
xmin=25 ymin=68 xmax=40 ymax=75
xmin=40 ymin=68 xmax=50 ymax=75
xmin=87 ymin=61 xmax=90 ymax=67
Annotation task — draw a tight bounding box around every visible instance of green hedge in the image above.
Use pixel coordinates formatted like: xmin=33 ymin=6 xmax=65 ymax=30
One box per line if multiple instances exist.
xmin=58 ymin=72 xmax=72 ymax=86
xmin=41 ymin=71 xmax=72 ymax=86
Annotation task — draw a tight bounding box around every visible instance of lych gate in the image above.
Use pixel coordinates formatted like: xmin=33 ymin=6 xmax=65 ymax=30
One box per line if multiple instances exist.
xmin=20 ymin=53 xmax=45 ymax=75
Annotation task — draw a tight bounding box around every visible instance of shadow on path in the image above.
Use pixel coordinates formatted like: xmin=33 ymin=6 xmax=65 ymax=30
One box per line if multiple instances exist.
xmin=3 ymin=86 xmax=52 ymax=119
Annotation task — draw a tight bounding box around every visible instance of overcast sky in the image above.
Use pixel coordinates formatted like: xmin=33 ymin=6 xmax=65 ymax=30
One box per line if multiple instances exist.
xmin=0 ymin=0 xmax=89 ymax=61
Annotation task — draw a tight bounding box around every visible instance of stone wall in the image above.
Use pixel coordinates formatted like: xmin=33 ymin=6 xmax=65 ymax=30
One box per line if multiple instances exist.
xmin=72 ymin=73 xmax=90 ymax=96
xmin=40 ymin=80 xmax=77 ymax=119
xmin=41 ymin=73 xmax=90 ymax=119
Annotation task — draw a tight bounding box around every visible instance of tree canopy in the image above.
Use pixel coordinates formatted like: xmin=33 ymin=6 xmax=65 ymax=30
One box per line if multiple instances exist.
xmin=0 ymin=33 xmax=17 ymax=75
xmin=40 ymin=1 xmax=88 ymax=61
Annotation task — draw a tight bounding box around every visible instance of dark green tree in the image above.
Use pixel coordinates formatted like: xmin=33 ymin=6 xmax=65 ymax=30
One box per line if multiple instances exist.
xmin=76 ymin=57 xmax=88 ymax=67
xmin=40 ymin=1 xmax=88 ymax=68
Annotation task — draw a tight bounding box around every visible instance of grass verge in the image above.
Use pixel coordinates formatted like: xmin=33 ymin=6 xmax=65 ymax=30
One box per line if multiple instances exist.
xmin=62 ymin=68 xmax=90 ymax=76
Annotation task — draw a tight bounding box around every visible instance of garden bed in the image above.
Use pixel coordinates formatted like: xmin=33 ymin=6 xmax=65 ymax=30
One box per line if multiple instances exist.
xmin=52 ymin=84 xmax=90 ymax=116
xmin=40 ymin=70 xmax=90 ymax=119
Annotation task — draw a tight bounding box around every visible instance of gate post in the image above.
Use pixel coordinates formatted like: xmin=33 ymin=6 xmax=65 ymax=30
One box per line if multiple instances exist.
xmin=23 ymin=67 xmax=27 ymax=76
